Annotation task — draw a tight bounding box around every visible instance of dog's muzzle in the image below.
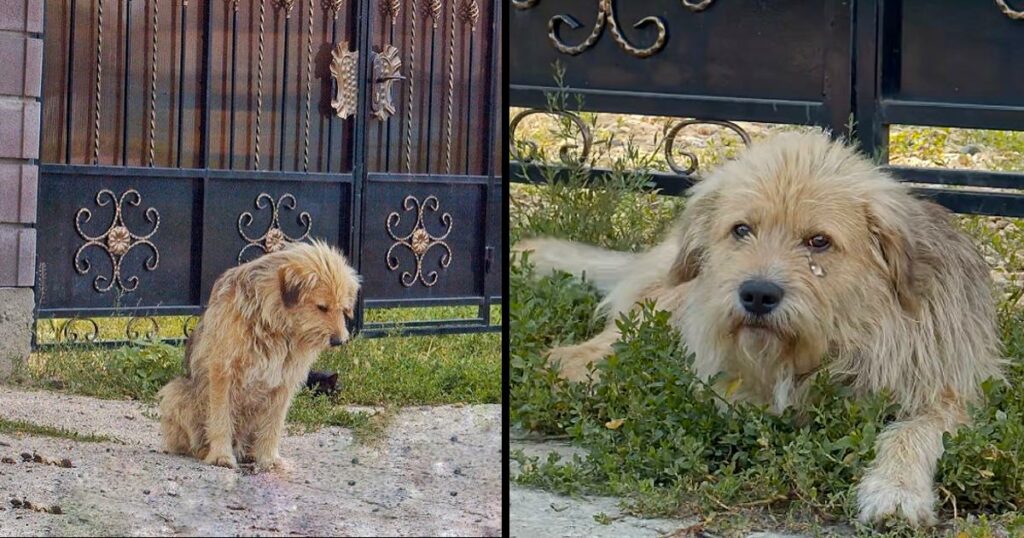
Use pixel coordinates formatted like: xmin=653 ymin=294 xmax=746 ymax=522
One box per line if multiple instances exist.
xmin=738 ymin=279 xmax=784 ymax=315
xmin=329 ymin=336 xmax=347 ymax=347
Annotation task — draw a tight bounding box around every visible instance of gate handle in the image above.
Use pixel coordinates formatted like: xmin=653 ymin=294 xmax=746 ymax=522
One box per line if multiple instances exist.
xmin=330 ymin=42 xmax=404 ymax=121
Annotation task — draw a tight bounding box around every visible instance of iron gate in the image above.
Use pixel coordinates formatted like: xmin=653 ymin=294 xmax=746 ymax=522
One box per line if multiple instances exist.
xmin=509 ymin=0 xmax=1024 ymax=215
xmin=35 ymin=0 xmax=501 ymax=345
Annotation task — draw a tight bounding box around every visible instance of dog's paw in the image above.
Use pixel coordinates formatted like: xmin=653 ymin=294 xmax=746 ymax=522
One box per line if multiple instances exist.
xmin=204 ymin=451 xmax=238 ymax=469
xmin=856 ymin=472 xmax=937 ymax=527
xmin=255 ymin=456 xmax=292 ymax=473
xmin=545 ymin=345 xmax=599 ymax=383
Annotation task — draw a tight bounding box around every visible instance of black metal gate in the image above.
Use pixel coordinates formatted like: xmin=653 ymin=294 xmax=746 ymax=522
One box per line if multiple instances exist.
xmin=35 ymin=0 xmax=501 ymax=345
xmin=509 ymin=0 xmax=1024 ymax=214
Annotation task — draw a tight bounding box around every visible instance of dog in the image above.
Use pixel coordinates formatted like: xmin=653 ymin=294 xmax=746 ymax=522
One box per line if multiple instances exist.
xmin=158 ymin=240 xmax=360 ymax=471
xmin=515 ymin=132 xmax=1004 ymax=526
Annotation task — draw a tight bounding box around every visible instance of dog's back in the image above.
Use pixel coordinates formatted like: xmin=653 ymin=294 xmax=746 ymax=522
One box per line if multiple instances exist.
xmin=158 ymin=241 xmax=360 ymax=469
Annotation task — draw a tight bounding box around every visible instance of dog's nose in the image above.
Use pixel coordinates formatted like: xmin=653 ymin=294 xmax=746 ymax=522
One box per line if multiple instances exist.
xmin=738 ymin=279 xmax=784 ymax=315
xmin=329 ymin=336 xmax=346 ymax=347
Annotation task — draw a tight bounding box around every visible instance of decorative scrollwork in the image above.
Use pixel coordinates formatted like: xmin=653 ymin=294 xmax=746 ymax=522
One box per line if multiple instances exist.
xmin=996 ymin=0 xmax=1024 ymax=19
xmin=422 ymin=0 xmax=442 ymax=27
xmin=274 ymin=0 xmax=297 ymax=15
xmin=458 ymin=0 xmax=480 ymax=28
xmin=386 ymin=196 xmax=453 ymax=287
xmin=509 ymin=108 xmax=593 ymax=166
xmin=664 ymin=119 xmax=752 ymax=177
xmin=58 ymin=318 xmax=100 ymax=343
xmin=521 ymin=0 xmax=717 ymax=57
xmin=379 ymin=0 xmax=401 ymax=21
xmin=126 ymin=316 xmax=160 ymax=340
xmin=548 ymin=0 xmax=666 ymax=58
xmin=74 ymin=189 xmax=160 ymax=293
xmin=183 ymin=315 xmax=200 ymax=338
xmin=681 ymin=0 xmax=716 ymax=11
xmin=330 ymin=41 xmax=359 ymax=119
xmin=238 ymin=193 xmax=312 ymax=263
xmin=321 ymin=0 xmax=344 ymax=15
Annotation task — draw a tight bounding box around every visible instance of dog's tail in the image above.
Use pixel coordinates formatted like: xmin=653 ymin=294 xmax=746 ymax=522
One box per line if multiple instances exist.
xmin=513 ymin=238 xmax=637 ymax=293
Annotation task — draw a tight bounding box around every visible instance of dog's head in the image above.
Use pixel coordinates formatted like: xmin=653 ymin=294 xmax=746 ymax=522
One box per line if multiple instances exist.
xmin=276 ymin=240 xmax=361 ymax=348
xmin=668 ymin=132 xmax=926 ymax=360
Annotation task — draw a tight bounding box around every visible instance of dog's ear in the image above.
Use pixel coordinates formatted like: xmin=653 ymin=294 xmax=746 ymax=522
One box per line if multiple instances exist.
xmin=667 ymin=191 xmax=717 ymax=286
xmin=866 ymin=201 xmax=920 ymax=314
xmin=278 ymin=261 xmax=319 ymax=308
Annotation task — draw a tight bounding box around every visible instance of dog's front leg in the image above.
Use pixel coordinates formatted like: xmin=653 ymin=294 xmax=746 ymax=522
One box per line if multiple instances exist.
xmin=204 ymin=362 xmax=237 ymax=468
xmin=252 ymin=386 xmax=292 ymax=472
xmin=546 ymin=323 xmax=621 ymax=382
xmin=856 ymin=404 xmax=964 ymax=527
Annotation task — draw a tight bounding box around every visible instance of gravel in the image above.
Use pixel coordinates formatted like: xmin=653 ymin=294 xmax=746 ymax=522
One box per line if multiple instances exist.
xmin=0 ymin=387 xmax=500 ymax=536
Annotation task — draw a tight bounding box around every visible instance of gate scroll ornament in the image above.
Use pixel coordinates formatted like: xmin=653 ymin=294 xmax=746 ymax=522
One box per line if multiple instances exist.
xmin=996 ymin=0 xmax=1024 ymax=19
xmin=514 ymin=0 xmax=717 ymax=58
xmin=74 ymin=189 xmax=161 ymax=294
xmin=237 ymin=193 xmax=313 ymax=263
xmin=509 ymin=108 xmax=593 ymax=165
xmin=386 ymin=196 xmax=453 ymax=287
xmin=664 ymin=120 xmax=752 ymax=177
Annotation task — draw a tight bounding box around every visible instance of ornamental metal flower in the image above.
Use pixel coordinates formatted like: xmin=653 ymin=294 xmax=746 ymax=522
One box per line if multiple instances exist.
xmin=74 ymin=189 xmax=160 ymax=293
xmin=237 ymin=193 xmax=312 ymax=263
xmin=385 ymin=195 xmax=453 ymax=287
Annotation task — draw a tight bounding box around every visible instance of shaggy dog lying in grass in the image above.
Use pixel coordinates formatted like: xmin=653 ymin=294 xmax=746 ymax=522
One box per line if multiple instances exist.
xmin=516 ymin=132 xmax=1004 ymax=526
xmin=158 ymin=240 xmax=360 ymax=471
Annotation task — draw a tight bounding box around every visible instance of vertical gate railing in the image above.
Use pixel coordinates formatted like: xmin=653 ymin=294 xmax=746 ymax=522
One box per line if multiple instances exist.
xmin=33 ymin=0 xmax=501 ymax=346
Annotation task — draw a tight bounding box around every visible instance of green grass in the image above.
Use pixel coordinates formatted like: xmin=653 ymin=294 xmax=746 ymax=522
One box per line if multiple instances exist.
xmin=21 ymin=305 xmax=500 ymax=440
xmin=0 ymin=417 xmax=116 ymax=444
xmin=510 ymin=102 xmax=1024 ymax=535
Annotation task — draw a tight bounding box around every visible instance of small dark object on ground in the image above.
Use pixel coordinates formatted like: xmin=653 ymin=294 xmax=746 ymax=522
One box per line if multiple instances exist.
xmin=305 ymin=370 xmax=341 ymax=397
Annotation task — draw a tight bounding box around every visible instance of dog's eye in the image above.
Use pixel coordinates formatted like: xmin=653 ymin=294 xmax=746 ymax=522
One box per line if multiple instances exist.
xmin=806 ymin=234 xmax=832 ymax=251
xmin=317 ymin=304 xmax=329 ymax=313
xmin=732 ymin=223 xmax=752 ymax=239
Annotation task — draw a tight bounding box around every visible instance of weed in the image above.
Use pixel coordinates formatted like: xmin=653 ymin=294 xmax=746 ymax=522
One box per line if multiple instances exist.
xmin=0 ymin=417 xmax=117 ymax=444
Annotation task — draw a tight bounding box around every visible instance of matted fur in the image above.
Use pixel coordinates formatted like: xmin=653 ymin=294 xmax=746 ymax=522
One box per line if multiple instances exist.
xmin=515 ymin=132 xmax=1004 ymax=526
xmin=158 ymin=240 xmax=360 ymax=471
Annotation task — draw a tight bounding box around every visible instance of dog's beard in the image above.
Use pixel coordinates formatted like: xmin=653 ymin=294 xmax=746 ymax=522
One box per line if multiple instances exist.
xmin=728 ymin=314 xmax=796 ymax=364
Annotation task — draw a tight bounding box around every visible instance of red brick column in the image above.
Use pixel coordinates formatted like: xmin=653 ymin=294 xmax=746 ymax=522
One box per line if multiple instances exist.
xmin=0 ymin=1 xmax=42 ymax=377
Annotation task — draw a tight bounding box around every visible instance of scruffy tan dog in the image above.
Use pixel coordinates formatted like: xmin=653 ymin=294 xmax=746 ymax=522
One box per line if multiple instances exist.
xmin=158 ymin=240 xmax=360 ymax=471
xmin=516 ymin=132 xmax=1004 ymax=526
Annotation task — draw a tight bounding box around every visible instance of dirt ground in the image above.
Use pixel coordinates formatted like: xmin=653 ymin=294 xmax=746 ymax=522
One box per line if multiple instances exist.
xmin=0 ymin=387 xmax=501 ymax=537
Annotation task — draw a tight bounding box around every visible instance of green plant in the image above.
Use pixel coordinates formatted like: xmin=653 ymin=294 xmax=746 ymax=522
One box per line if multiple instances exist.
xmin=106 ymin=339 xmax=185 ymax=400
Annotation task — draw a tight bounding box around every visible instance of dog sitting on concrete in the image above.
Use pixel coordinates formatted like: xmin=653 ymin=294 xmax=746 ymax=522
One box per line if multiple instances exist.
xmin=159 ymin=240 xmax=360 ymax=471
xmin=515 ymin=132 xmax=1004 ymax=526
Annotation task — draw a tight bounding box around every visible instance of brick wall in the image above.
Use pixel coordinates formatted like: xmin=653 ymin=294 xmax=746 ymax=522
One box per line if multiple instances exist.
xmin=0 ymin=1 xmax=41 ymax=288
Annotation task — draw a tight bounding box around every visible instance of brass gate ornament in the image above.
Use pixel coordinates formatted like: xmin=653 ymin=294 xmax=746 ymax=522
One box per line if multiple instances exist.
xmin=74 ymin=189 xmax=160 ymax=293
xmin=386 ymin=195 xmax=453 ymax=287
xmin=330 ymin=42 xmax=404 ymax=121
